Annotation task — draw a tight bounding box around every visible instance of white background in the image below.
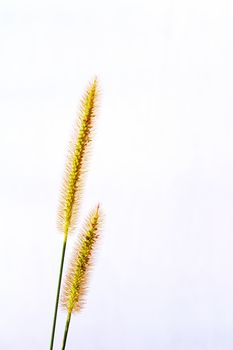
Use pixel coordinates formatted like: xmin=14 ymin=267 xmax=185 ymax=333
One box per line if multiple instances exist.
xmin=0 ymin=0 xmax=233 ymax=349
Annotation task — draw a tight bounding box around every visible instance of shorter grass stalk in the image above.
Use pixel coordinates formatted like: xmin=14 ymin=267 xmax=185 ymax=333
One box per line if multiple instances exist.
xmin=61 ymin=312 xmax=72 ymax=350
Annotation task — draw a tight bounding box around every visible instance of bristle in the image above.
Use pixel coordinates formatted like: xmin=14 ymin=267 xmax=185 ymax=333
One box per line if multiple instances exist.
xmin=61 ymin=205 xmax=102 ymax=314
xmin=57 ymin=79 xmax=99 ymax=236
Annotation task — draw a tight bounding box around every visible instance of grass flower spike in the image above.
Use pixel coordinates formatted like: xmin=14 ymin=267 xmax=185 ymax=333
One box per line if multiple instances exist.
xmin=50 ymin=78 xmax=99 ymax=350
xmin=61 ymin=205 xmax=102 ymax=349
xmin=58 ymin=78 xmax=98 ymax=237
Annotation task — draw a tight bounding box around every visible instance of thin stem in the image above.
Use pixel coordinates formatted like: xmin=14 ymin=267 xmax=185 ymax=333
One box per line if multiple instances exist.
xmin=61 ymin=312 xmax=72 ymax=350
xmin=50 ymin=234 xmax=68 ymax=350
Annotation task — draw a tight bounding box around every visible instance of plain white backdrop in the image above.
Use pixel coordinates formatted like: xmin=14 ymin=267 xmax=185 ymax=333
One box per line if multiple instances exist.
xmin=1 ymin=0 xmax=233 ymax=349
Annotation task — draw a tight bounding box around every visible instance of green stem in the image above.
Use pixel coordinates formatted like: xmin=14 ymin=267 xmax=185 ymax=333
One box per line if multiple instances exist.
xmin=61 ymin=312 xmax=72 ymax=350
xmin=50 ymin=235 xmax=68 ymax=350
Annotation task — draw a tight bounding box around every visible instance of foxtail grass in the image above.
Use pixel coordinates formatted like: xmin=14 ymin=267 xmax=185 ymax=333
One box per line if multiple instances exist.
xmin=60 ymin=205 xmax=102 ymax=350
xmin=50 ymin=78 xmax=99 ymax=350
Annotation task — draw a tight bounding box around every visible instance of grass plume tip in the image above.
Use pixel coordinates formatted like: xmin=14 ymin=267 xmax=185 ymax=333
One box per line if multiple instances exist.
xmin=57 ymin=78 xmax=99 ymax=237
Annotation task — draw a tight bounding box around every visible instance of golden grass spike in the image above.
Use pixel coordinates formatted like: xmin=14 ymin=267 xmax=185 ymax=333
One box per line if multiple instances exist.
xmin=61 ymin=204 xmax=102 ymax=314
xmin=57 ymin=78 xmax=99 ymax=236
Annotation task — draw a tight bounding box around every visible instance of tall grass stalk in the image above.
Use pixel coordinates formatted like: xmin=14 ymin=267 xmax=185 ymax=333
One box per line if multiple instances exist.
xmin=49 ymin=79 xmax=99 ymax=350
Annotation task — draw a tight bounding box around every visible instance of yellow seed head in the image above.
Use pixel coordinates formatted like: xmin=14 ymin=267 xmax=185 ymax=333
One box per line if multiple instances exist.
xmin=61 ymin=205 xmax=102 ymax=314
xmin=57 ymin=79 xmax=99 ymax=236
